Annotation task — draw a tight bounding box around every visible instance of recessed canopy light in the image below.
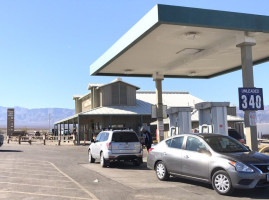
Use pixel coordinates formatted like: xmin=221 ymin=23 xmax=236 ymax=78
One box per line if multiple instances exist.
xmin=185 ymin=32 xmax=200 ymax=40
xmin=124 ymin=69 xmax=133 ymax=74
xmin=188 ymin=71 xmax=197 ymax=76
xmin=176 ymin=48 xmax=203 ymax=55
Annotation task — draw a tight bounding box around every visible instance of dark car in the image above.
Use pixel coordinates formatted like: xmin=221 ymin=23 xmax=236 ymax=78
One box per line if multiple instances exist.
xmin=228 ymin=128 xmax=245 ymax=144
xmin=147 ymin=133 xmax=269 ymax=195
xmin=0 ymin=134 xmax=4 ymax=147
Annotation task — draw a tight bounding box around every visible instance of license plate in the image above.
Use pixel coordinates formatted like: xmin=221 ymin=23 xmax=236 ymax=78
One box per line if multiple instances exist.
xmin=267 ymin=174 xmax=269 ymax=182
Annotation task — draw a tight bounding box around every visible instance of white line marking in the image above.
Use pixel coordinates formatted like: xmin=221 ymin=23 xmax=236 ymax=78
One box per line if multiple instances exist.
xmin=0 ymin=163 xmax=53 ymax=169
xmin=0 ymin=175 xmax=72 ymax=182
xmin=1 ymin=161 xmax=51 ymax=166
xmin=0 ymin=167 xmax=60 ymax=174
xmin=48 ymin=162 xmax=99 ymax=200
xmin=0 ymin=170 xmax=65 ymax=177
xmin=0 ymin=181 xmax=80 ymax=190
xmin=0 ymin=190 xmax=91 ymax=200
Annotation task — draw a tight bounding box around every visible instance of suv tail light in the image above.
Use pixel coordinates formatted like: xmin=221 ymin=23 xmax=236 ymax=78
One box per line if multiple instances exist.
xmin=238 ymin=139 xmax=245 ymax=144
xmin=106 ymin=142 xmax=112 ymax=150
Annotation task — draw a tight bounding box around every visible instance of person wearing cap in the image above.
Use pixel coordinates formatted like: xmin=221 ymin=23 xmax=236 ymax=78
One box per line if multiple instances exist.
xmin=141 ymin=126 xmax=152 ymax=151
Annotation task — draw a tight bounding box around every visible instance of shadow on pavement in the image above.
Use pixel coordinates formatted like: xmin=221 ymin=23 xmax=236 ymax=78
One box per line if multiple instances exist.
xmin=232 ymin=188 xmax=269 ymax=199
xmin=0 ymin=150 xmax=23 ymax=153
xmin=107 ymin=161 xmax=150 ymax=170
xmin=169 ymin=176 xmax=269 ymax=198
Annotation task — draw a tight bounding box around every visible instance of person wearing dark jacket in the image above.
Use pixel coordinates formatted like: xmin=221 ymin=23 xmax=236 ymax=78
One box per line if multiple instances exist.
xmin=141 ymin=126 xmax=152 ymax=151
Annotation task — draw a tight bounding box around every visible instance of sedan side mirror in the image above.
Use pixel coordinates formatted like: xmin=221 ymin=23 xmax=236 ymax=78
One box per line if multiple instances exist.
xmin=245 ymin=145 xmax=251 ymax=151
xmin=90 ymin=139 xmax=95 ymax=143
xmin=198 ymin=148 xmax=212 ymax=156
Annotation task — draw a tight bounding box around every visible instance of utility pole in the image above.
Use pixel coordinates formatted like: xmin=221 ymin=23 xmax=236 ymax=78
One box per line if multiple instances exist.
xmin=48 ymin=113 xmax=51 ymax=133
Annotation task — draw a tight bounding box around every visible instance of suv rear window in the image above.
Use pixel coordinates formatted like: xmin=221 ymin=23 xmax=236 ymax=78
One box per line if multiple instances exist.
xmin=112 ymin=131 xmax=139 ymax=142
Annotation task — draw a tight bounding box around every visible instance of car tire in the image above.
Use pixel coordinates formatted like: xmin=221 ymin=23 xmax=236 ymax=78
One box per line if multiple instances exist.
xmin=155 ymin=161 xmax=169 ymax=181
xmin=100 ymin=152 xmax=109 ymax=168
xmin=88 ymin=150 xmax=95 ymax=163
xmin=212 ymin=170 xmax=234 ymax=195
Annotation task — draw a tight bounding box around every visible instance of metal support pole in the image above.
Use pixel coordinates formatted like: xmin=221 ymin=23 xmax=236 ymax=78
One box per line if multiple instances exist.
xmin=59 ymin=123 xmax=61 ymax=146
xmin=68 ymin=120 xmax=70 ymax=135
xmin=109 ymin=115 xmax=112 ymax=129
xmin=153 ymin=72 xmax=164 ymax=142
xmin=77 ymin=115 xmax=80 ymax=145
xmin=63 ymin=121 xmax=65 ymax=140
xmin=140 ymin=115 xmax=143 ymax=128
xmin=237 ymin=40 xmax=258 ymax=151
xmin=43 ymin=134 xmax=46 ymax=145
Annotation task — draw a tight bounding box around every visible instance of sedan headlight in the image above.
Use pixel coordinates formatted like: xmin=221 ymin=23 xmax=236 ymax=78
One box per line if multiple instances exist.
xmin=229 ymin=161 xmax=254 ymax=172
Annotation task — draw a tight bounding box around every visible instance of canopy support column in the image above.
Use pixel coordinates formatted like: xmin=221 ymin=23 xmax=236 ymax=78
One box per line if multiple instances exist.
xmin=153 ymin=72 xmax=164 ymax=142
xmin=237 ymin=33 xmax=258 ymax=151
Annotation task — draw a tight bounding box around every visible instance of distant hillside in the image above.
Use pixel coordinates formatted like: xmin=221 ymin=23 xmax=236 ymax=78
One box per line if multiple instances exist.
xmin=0 ymin=106 xmax=74 ymax=128
xmin=1 ymin=105 xmax=269 ymax=133
xmin=237 ymin=105 xmax=269 ymax=123
xmin=237 ymin=105 xmax=269 ymax=135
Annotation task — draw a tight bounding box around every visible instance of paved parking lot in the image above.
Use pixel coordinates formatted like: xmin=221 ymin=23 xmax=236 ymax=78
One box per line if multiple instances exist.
xmin=1 ymin=143 xmax=269 ymax=200
xmin=0 ymin=158 xmax=97 ymax=199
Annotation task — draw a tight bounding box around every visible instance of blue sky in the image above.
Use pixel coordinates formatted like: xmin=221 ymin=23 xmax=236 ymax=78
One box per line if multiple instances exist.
xmin=0 ymin=0 xmax=269 ymax=109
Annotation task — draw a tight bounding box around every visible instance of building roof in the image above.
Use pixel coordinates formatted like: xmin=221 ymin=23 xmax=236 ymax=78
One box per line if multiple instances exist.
xmin=80 ymin=91 xmax=198 ymax=116
xmin=88 ymin=83 xmax=105 ymax=90
xmin=55 ymin=114 xmax=79 ymax=124
xmin=72 ymin=95 xmax=83 ymax=100
xmin=90 ymin=4 xmax=269 ymax=78
xmin=56 ymin=91 xmax=244 ymax=124
xmin=136 ymin=91 xmax=203 ymax=107
xmin=150 ymin=114 xmax=243 ymax=126
xmin=87 ymin=78 xmax=140 ymax=90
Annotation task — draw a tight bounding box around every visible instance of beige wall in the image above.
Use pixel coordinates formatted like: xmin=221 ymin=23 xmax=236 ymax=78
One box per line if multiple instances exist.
xmin=127 ymin=85 xmax=136 ymax=106
xmin=81 ymin=94 xmax=91 ymax=112
xmin=75 ymin=99 xmax=82 ymax=114
xmin=101 ymin=85 xmax=112 ymax=106
xmin=100 ymin=82 xmax=137 ymax=107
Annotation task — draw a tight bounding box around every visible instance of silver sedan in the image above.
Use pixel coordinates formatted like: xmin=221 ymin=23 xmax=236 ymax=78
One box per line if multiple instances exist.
xmin=147 ymin=133 xmax=269 ymax=195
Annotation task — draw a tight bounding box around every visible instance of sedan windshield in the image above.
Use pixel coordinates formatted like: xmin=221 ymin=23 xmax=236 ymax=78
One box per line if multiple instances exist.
xmin=204 ymin=135 xmax=249 ymax=153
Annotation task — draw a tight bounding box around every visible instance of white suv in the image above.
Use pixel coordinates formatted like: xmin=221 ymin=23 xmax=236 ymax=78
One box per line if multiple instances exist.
xmin=88 ymin=130 xmax=143 ymax=167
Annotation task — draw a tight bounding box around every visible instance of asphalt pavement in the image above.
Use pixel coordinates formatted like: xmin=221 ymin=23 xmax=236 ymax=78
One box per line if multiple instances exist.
xmin=0 ymin=143 xmax=269 ymax=200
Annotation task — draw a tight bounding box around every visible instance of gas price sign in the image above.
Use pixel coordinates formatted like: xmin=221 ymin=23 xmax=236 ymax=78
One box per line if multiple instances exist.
xmin=238 ymin=88 xmax=264 ymax=110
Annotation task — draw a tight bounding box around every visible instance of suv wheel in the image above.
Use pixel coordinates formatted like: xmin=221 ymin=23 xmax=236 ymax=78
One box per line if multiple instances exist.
xmin=100 ymin=152 xmax=110 ymax=168
xmin=212 ymin=170 xmax=234 ymax=195
xmin=88 ymin=150 xmax=95 ymax=163
xmin=155 ymin=161 xmax=169 ymax=181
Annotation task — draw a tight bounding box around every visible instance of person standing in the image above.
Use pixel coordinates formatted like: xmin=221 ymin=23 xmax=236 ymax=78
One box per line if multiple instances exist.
xmin=72 ymin=129 xmax=77 ymax=145
xmin=141 ymin=126 xmax=152 ymax=151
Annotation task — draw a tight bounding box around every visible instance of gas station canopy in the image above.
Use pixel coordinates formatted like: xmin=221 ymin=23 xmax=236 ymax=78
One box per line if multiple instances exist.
xmin=90 ymin=4 xmax=269 ymax=78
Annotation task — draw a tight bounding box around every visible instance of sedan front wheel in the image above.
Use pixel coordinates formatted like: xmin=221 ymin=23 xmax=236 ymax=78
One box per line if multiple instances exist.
xmin=212 ymin=170 xmax=234 ymax=195
xmin=155 ymin=161 xmax=169 ymax=181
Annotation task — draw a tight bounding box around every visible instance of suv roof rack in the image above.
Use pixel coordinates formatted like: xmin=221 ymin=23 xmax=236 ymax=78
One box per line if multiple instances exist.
xmin=102 ymin=127 xmax=134 ymax=131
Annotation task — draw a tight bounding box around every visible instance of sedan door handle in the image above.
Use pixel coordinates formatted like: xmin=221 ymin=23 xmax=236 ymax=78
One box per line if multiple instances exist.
xmin=184 ymin=155 xmax=189 ymax=159
xmin=163 ymin=152 xmax=167 ymax=156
